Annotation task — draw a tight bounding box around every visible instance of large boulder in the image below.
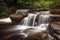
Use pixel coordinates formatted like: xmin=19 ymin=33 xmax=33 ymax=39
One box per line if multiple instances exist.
xmin=0 ymin=17 xmax=12 ymax=24
xmin=10 ymin=14 xmax=27 ymax=23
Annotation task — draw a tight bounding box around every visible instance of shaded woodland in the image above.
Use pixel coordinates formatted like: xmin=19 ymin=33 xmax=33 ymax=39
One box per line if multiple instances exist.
xmin=0 ymin=0 xmax=60 ymax=16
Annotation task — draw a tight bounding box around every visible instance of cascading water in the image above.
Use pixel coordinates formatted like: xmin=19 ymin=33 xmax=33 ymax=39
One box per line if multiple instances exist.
xmin=27 ymin=13 xmax=34 ymax=26
xmin=32 ymin=12 xmax=39 ymax=26
xmin=20 ymin=13 xmax=34 ymax=26
xmin=20 ymin=17 xmax=28 ymax=25
xmin=15 ymin=11 xmax=50 ymax=38
xmin=37 ymin=11 xmax=50 ymax=29
xmin=38 ymin=14 xmax=50 ymax=25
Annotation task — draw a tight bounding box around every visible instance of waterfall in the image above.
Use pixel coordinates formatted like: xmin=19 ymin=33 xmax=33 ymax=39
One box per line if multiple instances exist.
xmin=23 ymin=17 xmax=28 ymax=25
xmin=21 ymin=13 xmax=34 ymax=26
xmin=32 ymin=12 xmax=39 ymax=26
xmin=21 ymin=13 xmax=39 ymax=26
xmin=20 ymin=17 xmax=28 ymax=25
xmin=15 ymin=11 xmax=50 ymax=38
xmin=27 ymin=13 xmax=34 ymax=26
xmin=38 ymin=14 xmax=50 ymax=25
xmin=38 ymin=11 xmax=50 ymax=25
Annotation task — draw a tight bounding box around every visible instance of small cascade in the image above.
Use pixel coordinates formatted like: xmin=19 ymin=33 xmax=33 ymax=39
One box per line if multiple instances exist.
xmin=20 ymin=17 xmax=28 ymax=25
xmin=20 ymin=13 xmax=34 ymax=26
xmin=15 ymin=11 xmax=50 ymax=38
xmin=32 ymin=12 xmax=39 ymax=26
xmin=38 ymin=14 xmax=50 ymax=25
xmin=38 ymin=11 xmax=50 ymax=25
xmin=23 ymin=17 xmax=28 ymax=25
xmin=27 ymin=13 xmax=34 ymax=26
xmin=21 ymin=13 xmax=40 ymax=26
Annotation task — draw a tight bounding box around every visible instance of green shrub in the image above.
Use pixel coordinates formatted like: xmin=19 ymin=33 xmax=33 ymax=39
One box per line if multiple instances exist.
xmin=0 ymin=2 xmax=12 ymax=16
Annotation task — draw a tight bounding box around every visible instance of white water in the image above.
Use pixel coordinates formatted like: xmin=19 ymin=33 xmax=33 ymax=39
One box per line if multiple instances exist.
xmin=38 ymin=15 xmax=50 ymax=25
xmin=37 ymin=11 xmax=50 ymax=25
xmin=21 ymin=17 xmax=28 ymax=25
xmin=32 ymin=12 xmax=39 ymax=26
xmin=15 ymin=11 xmax=50 ymax=38
xmin=16 ymin=9 xmax=29 ymax=14
xmin=20 ymin=13 xmax=34 ymax=26
xmin=27 ymin=13 xmax=34 ymax=26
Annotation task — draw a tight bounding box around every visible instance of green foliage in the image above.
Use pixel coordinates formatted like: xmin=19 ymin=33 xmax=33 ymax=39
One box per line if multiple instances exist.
xmin=40 ymin=0 xmax=54 ymax=8
xmin=0 ymin=3 xmax=11 ymax=16
xmin=17 ymin=0 xmax=55 ymax=9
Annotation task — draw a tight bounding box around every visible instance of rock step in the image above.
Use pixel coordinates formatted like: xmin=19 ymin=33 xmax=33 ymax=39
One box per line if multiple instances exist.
xmin=50 ymin=14 xmax=60 ymax=17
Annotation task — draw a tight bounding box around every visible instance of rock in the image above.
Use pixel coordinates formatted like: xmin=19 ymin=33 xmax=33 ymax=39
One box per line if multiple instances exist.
xmin=10 ymin=14 xmax=27 ymax=23
xmin=50 ymin=22 xmax=60 ymax=30
xmin=10 ymin=14 xmax=27 ymax=19
xmin=50 ymin=22 xmax=60 ymax=40
xmin=10 ymin=14 xmax=23 ymax=19
xmin=25 ymin=31 xmax=48 ymax=40
xmin=54 ymin=34 xmax=60 ymax=40
xmin=23 ymin=28 xmax=48 ymax=39
xmin=0 ymin=17 xmax=12 ymax=24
